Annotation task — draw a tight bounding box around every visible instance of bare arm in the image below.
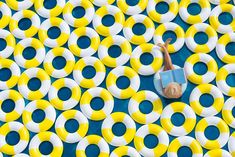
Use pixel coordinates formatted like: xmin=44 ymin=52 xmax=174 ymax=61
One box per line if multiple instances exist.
xmin=157 ymin=38 xmax=175 ymax=71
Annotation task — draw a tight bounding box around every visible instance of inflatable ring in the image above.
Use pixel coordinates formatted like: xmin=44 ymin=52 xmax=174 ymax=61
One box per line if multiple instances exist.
xmin=34 ymin=0 xmax=65 ymax=18
xmin=167 ymin=136 xmax=203 ymax=157
xmin=186 ymin=23 xmax=218 ymax=53
xmin=0 ymin=90 xmax=24 ymax=122
xmin=98 ymin=35 xmax=132 ymax=68
xmin=210 ymin=4 xmax=235 ymax=34
xmin=43 ymin=47 xmax=75 ymax=78
xmin=204 ymin=149 xmax=232 ymax=157
xmin=110 ymin=146 xmax=141 ymax=157
xmin=209 ymin=0 xmax=230 ymax=5
xmin=134 ymin=124 xmax=169 ymax=157
xmin=161 ymin=102 xmax=196 ymax=136
xmin=63 ymin=0 xmax=95 ymax=27
xmin=154 ymin=64 xmax=188 ymax=98
xmin=216 ymin=64 xmax=235 ymax=96
xmin=80 ymin=87 xmax=114 ymax=121
xmin=68 ymin=27 xmax=100 ymax=57
xmin=14 ymin=38 xmax=45 ymax=69
xmin=0 ymin=122 xmax=29 ymax=155
xmin=0 ymin=29 xmax=15 ymax=58
xmin=106 ymin=66 xmax=140 ymax=99
xmin=216 ymin=33 xmax=235 ymax=64
xmin=154 ymin=22 xmax=184 ymax=53
xmin=0 ymin=2 xmax=11 ymax=28
xmin=184 ymin=53 xmax=218 ymax=84
xmin=9 ymin=10 xmax=40 ymax=39
xmin=147 ymin=0 xmax=178 ymax=23
xmin=102 ymin=112 xmax=136 ymax=146
xmin=22 ymin=100 xmax=56 ymax=133
xmin=117 ymin=0 xmax=147 ymax=15
xmin=190 ymin=84 xmax=224 ymax=117
xmin=38 ymin=17 xmax=70 ymax=48
xmin=222 ymin=97 xmax=235 ymax=128
xmin=76 ymin=135 xmax=110 ymax=157
xmin=13 ymin=153 xmax=29 ymax=157
xmin=228 ymin=132 xmax=235 ymax=156
xmin=6 ymin=0 xmax=34 ymax=11
xmin=130 ymin=43 xmax=163 ymax=75
xmin=48 ymin=78 xmax=81 ymax=110
xmin=195 ymin=116 xmax=229 ymax=149
xmin=93 ymin=5 xmax=124 ymax=36
xmin=55 ymin=110 xmax=89 ymax=143
xmin=90 ymin=0 xmax=115 ymax=6
xmin=128 ymin=90 xmax=163 ymax=124
xmin=0 ymin=59 xmax=20 ymax=90
xmin=179 ymin=0 xmax=211 ymax=24
xmin=73 ymin=57 xmax=106 ymax=88
xmin=29 ymin=131 xmax=63 ymax=157
xmin=123 ymin=14 xmax=155 ymax=45
xmin=18 ymin=68 xmax=51 ymax=100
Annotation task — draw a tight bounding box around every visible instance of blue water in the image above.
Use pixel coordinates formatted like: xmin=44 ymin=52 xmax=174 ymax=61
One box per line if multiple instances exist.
xmin=0 ymin=0 xmax=234 ymax=156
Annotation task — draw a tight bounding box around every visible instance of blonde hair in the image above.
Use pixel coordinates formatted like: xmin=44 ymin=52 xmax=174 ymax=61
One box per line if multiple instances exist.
xmin=163 ymin=82 xmax=182 ymax=99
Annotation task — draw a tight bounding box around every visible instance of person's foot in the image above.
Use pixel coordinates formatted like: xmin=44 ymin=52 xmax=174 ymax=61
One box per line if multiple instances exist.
xmin=157 ymin=38 xmax=172 ymax=53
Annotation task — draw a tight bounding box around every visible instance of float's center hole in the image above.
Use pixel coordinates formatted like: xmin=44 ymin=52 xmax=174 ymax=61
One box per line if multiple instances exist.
xmin=82 ymin=66 xmax=96 ymax=79
xmin=178 ymin=146 xmax=193 ymax=157
xmin=1 ymin=99 xmax=15 ymax=113
xmin=199 ymin=94 xmax=214 ymax=108
xmin=219 ymin=12 xmax=233 ymax=25
xmin=52 ymin=56 xmax=66 ymax=70
xmin=133 ymin=23 xmax=146 ymax=35
xmin=0 ymin=38 xmax=7 ymax=51
xmin=90 ymin=97 xmax=104 ymax=110
xmin=144 ymin=134 xmax=159 ymax=149
xmin=85 ymin=144 xmax=100 ymax=157
xmin=205 ymin=126 xmax=220 ymax=140
xmin=44 ymin=0 xmax=57 ymax=9
xmin=72 ymin=6 xmax=85 ymax=18
xmin=163 ymin=31 xmax=177 ymax=44
xmin=232 ymin=107 xmax=235 ymax=117
xmin=6 ymin=131 xmax=20 ymax=146
xmin=194 ymin=32 xmax=208 ymax=45
xmin=48 ymin=26 xmax=61 ymax=39
xmin=225 ymin=42 xmax=235 ymax=56
xmin=116 ymin=76 xmax=130 ymax=89
xmin=102 ymin=15 xmax=115 ymax=27
xmin=140 ymin=53 xmax=154 ymax=65
xmin=39 ymin=141 xmax=53 ymax=155
xmin=19 ymin=18 xmax=32 ymax=30
xmin=193 ymin=62 xmax=208 ymax=75
xmin=77 ymin=36 xmax=91 ymax=49
xmin=188 ymin=3 xmax=201 ymax=15
xmin=155 ymin=2 xmax=169 ymax=14
xmin=226 ymin=74 xmax=235 ymax=87
xmin=139 ymin=100 xmax=153 ymax=114
xmin=58 ymin=87 xmax=72 ymax=101
xmin=23 ymin=47 xmax=36 ymax=60
xmin=65 ymin=119 xmax=79 ymax=133
xmin=32 ymin=109 xmax=45 ymax=123
xmin=28 ymin=78 xmax=41 ymax=91
xmin=171 ymin=113 xmax=185 ymax=126
xmin=126 ymin=0 xmax=139 ymax=6
xmin=108 ymin=45 xmax=122 ymax=58
xmin=0 ymin=68 xmax=12 ymax=81
xmin=112 ymin=122 xmax=126 ymax=136
xmin=0 ymin=11 xmax=2 ymax=19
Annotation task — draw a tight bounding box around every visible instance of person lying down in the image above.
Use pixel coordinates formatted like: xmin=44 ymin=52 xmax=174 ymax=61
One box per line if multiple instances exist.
xmin=157 ymin=38 xmax=182 ymax=99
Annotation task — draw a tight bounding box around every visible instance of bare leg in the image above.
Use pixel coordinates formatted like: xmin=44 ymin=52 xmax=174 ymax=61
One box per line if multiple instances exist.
xmin=157 ymin=38 xmax=175 ymax=71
